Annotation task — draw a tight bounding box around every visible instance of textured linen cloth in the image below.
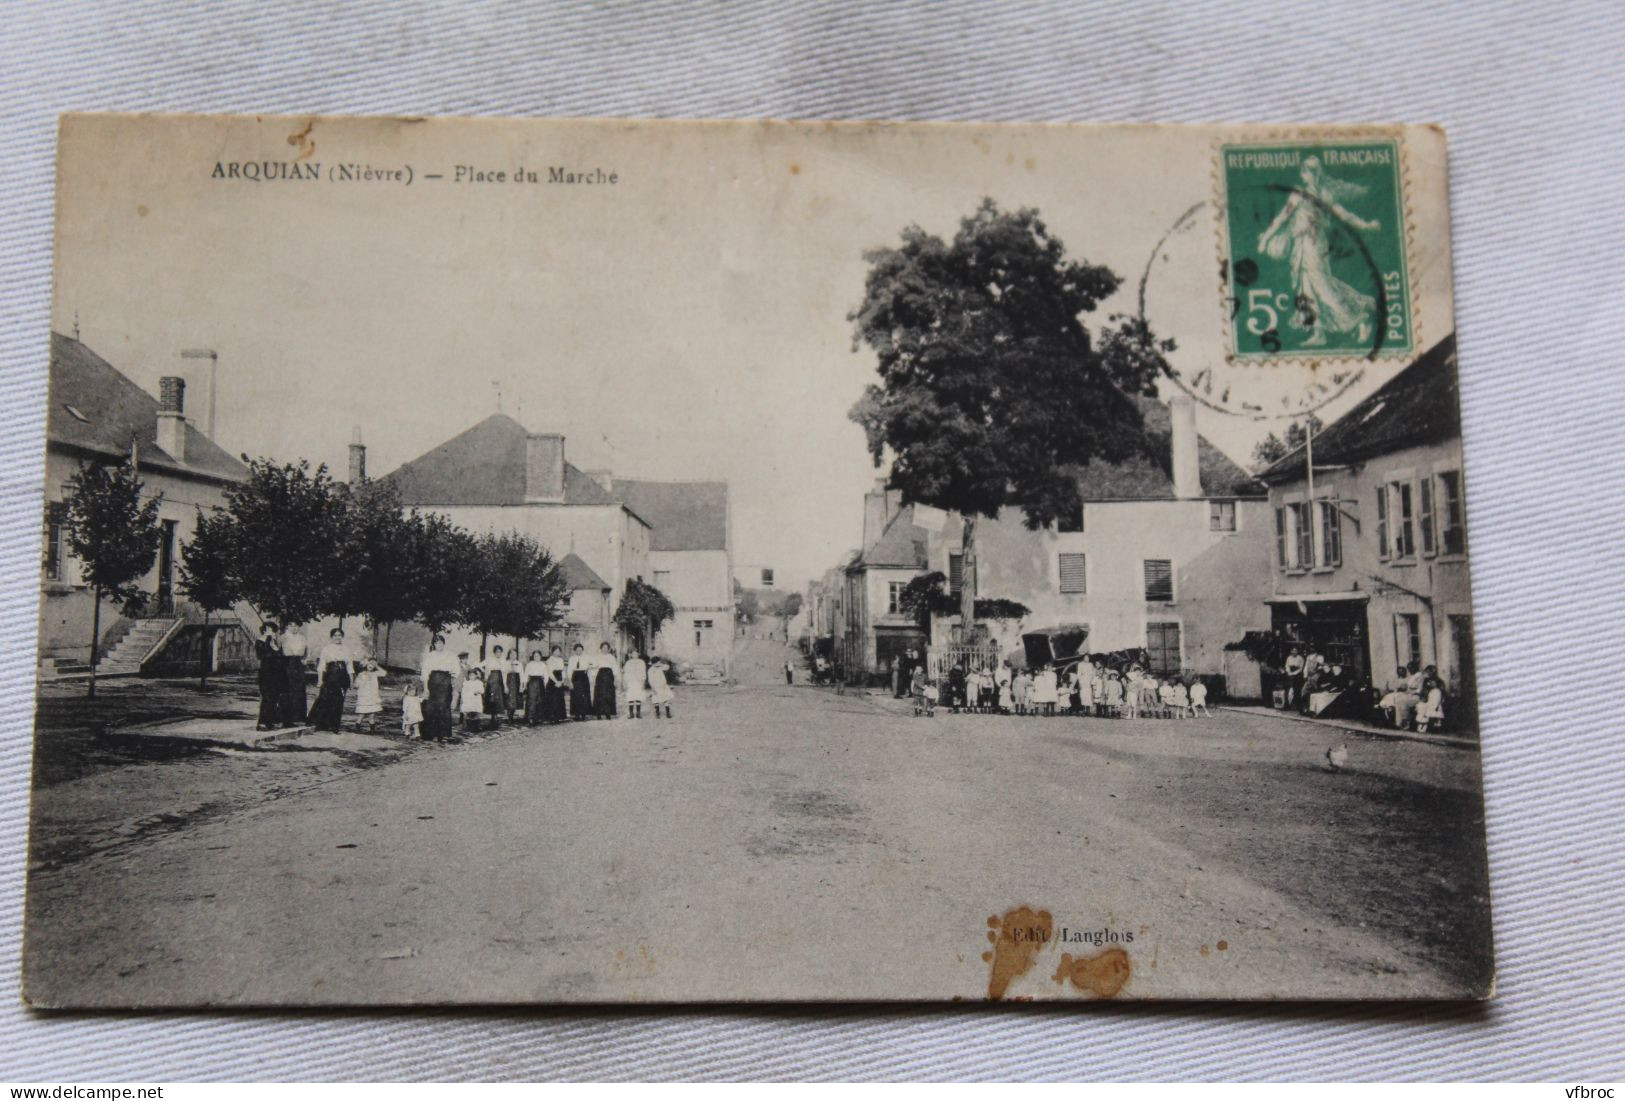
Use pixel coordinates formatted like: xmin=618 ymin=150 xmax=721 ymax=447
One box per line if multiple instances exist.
xmin=1 ymin=0 xmax=1622 ymax=1081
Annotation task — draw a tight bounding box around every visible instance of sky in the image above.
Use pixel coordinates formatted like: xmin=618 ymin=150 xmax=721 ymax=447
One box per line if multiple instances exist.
xmin=51 ymin=116 xmax=1454 ymax=591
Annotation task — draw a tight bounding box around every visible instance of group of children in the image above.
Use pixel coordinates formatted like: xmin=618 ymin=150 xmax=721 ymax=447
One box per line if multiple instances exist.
xmin=911 ymin=658 xmax=1211 ymax=720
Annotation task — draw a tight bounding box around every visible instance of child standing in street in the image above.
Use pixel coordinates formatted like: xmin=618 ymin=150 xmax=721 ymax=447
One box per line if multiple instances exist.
xmin=353 ymin=658 xmax=384 ymax=732
xmin=401 ymin=679 xmax=424 ymax=739
xmin=623 ymin=651 xmax=648 ymax=719
xmin=648 ymin=658 xmax=674 ymax=719
xmin=462 ymin=667 xmax=486 ymax=732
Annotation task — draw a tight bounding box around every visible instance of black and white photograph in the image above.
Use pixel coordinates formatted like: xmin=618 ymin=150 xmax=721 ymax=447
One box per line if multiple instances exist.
xmin=20 ymin=113 xmax=1493 ymax=1007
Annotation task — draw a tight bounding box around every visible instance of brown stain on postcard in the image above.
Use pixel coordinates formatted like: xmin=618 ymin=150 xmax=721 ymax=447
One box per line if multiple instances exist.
xmin=286 ymin=118 xmax=317 ymax=162
xmin=1052 ymin=947 xmax=1132 ymax=998
xmin=981 ymin=906 xmax=1052 ymax=1000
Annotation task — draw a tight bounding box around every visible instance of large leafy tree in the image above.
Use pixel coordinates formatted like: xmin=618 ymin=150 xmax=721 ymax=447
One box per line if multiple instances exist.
xmin=219 ymin=457 xmax=352 ymax=628
xmin=614 ymin=578 xmax=675 ymax=654
xmin=63 ymin=461 xmax=162 ymax=697
xmin=177 ymin=506 xmax=242 ymax=686
xmin=399 ymin=512 xmax=478 ymax=636
xmin=849 ymin=199 xmax=1171 ymax=630
xmin=332 ymin=478 xmax=419 ymax=641
xmin=457 ymin=531 xmax=569 ymax=656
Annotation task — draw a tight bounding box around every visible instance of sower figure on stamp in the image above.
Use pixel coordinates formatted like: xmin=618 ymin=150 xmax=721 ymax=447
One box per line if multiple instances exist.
xmin=1256 ymin=155 xmax=1383 ymax=348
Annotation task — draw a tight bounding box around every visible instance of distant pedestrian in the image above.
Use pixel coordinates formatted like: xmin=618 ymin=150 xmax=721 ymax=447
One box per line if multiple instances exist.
xmin=624 ymin=651 xmax=648 ymax=719
xmin=593 ymin=642 xmax=618 ymax=719
xmin=308 ymin=628 xmax=355 ymax=732
xmin=784 ymin=660 xmax=794 ymax=685
xmin=254 ymin=622 xmax=284 ymax=731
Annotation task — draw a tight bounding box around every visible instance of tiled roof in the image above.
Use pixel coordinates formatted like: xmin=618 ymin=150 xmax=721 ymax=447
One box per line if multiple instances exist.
xmin=557 ymin=551 xmax=611 ymax=592
xmin=383 ymin=414 xmax=633 ymax=512
xmin=853 ymin=507 xmax=928 ymax=569
xmin=47 ymin=332 xmax=247 ymax=482
xmin=1259 ymin=334 xmax=1459 ymax=484
xmin=615 ymin=479 xmax=729 ymax=551
xmin=1066 ymin=396 xmax=1263 ymax=500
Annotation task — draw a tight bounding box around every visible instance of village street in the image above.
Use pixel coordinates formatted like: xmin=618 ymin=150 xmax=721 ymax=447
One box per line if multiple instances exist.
xmin=23 ymin=638 xmax=1492 ymax=1007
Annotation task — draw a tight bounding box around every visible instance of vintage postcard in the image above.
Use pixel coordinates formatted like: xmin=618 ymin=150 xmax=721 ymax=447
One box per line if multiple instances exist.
xmin=22 ymin=114 xmax=1492 ymax=1006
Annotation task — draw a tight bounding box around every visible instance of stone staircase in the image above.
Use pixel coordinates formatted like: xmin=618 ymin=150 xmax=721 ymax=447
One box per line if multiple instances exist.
xmin=95 ymin=617 xmax=181 ymax=676
xmin=686 ymin=661 xmax=726 ymax=686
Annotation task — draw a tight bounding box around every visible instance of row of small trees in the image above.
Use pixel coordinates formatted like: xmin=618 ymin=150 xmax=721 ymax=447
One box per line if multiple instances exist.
xmin=61 ymin=454 xmax=678 ymax=695
xmin=179 ymin=457 xmax=575 ymax=661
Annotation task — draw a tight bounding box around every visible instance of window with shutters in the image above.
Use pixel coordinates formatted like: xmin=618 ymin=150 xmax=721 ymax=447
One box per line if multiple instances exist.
xmin=887 ymin=581 xmax=906 ymax=614
xmin=1058 ymin=552 xmax=1087 ymax=594
xmin=1389 ymin=480 xmax=1415 ymax=559
xmin=1146 ymin=621 xmax=1181 ymax=675
xmin=1209 ymin=500 xmax=1237 ymax=531
xmin=1275 ymin=507 xmax=1288 ymax=569
xmin=1376 ymin=484 xmax=1389 ymax=561
xmin=1418 ymin=477 xmax=1436 ymax=556
xmin=1143 ymin=558 xmax=1174 ymax=602
xmin=1317 ymin=498 xmax=1342 ymax=567
xmin=1437 ymin=470 xmax=1466 ymax=555
xmin=1292 ymin=502 xmax=1313 ymax=568
xmin=42 ymin=501 xmax=66 ymax=582
xmin=948 ymin=551 xmax=964 ymax=595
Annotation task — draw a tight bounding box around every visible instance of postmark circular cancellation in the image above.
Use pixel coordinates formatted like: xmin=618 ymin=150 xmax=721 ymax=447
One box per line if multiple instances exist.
xmin=1143 ymin=129 xmax=1420 ymax=424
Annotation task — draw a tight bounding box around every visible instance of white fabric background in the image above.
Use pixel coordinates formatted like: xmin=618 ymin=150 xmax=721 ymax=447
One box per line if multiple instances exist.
xmin=1 ymin=0 xmax=1622 ymax=1082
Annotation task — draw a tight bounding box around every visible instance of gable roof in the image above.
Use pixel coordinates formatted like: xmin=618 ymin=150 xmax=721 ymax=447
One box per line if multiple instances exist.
xmin=852 ymin=506 xmax=928 ymax=570
xmin=557 ymin=551 xmax=611 ymax=592
xmin=1259 ymin=334 xmax=1459 ymax=485
xmin=615 ymin=479 xmax=729 ymax=551
xmin=47 ymin=332 xmax=247 ymax=483
xmin=383 ymin=413 xmax=636 ymax=514
xmin=1066 ymin=396 xmax=1263 ymax=501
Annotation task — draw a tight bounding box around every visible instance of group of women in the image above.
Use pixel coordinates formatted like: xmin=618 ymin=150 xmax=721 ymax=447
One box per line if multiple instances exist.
xmin=256 ymin=625 xmax=675 ymax=740
xmin=416 ymin=636 xmax=671 ymax=741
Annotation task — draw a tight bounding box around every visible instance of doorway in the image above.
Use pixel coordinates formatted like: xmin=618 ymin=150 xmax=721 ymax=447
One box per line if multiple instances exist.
xmin=155 ymin=519 xmax=177 ymax=616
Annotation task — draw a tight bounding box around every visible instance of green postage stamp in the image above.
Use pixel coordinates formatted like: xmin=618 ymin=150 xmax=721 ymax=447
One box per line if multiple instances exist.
xmin=1219 ymin=136 xmax=1414 ymax=360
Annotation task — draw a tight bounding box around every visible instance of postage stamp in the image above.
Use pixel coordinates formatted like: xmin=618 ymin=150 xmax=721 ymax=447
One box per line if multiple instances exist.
xmin=1218 ymin=136 xmax=1414 ymax=361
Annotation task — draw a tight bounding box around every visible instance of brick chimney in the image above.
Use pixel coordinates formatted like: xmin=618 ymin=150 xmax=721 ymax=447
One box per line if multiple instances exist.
xmin=524 ymin=433 xmax=566 ymax=502
xmin=348 ymin=425 xmax=367 ymax=484
xmin=1169 ymin=393 xmax=1202 ymax=499
xmin=862 ymin=478 xmax=900 ymax=551
xmin=156 ymin=376 xmax=186 ymax=462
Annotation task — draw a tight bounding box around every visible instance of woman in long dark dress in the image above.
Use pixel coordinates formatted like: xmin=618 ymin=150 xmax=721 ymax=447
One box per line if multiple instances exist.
xmin=281 ymin=624 xmax=310 ymax=725
xmin=544 ymin=644 xmax=568 ymax=723
xmin=484 ymin=644 xmax=508 ymax=727
xmin=505 ymin=649 xmax=523 ymax=722
xmin=420 ymin=634 xmax=457 ymax=741
xmin=309 ymin=628 xmax=355 ymax=732
xmin=592 ymin=641 xmax=618 ymax=719
xmin=568 ymin=643 xmax=594 ymax=721
xmin=523 ymin=649 xmax=548 ymax=724
xmin=255 ymin=622 xmax=284 ymax=730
